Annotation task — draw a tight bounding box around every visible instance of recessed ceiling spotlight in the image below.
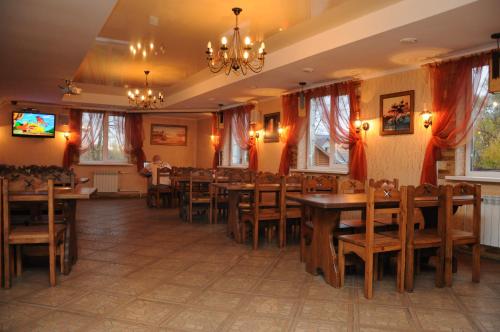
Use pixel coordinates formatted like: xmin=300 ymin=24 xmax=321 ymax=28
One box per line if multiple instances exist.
xmin=302 ymin=67 xmax=314 ymax=73
xmin=400 ymin=37 xmax=418 ymax=44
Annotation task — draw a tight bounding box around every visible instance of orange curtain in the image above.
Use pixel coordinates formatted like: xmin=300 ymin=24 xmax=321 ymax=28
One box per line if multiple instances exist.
xmin=306 ymin=81 xmax=367 ymax=181
xmin=278 ymin=92 xmax=307 ymax=175
xmin=211 ymin=113 xmax=225 ymax=169
xmin=62 ymin=109 xmax=82 ymax=168
xmin=125 ymin=113 xmax=146 ymax=171
xmin=226 ymin=104 xmax=257 ymax=171
xmin=420 ymin=53 xmax=490 ymax=184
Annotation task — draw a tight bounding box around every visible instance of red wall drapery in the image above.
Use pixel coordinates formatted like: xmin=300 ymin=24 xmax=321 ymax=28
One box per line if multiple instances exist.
xmin=211 ymin=113 xmax=225 ymax=169
xmin=62 ymin=109 xmax=82 ymax=168
xmin=278 ymin=92 xmax=307 ymax=175
xmin=225 ymin=104 xmax=257 ymax=171
xmin=296 ymin=81 xmax=367 ymax=181
xmin=420 ymin=53 xmax=490 ymax=184
xmin=125 ymin=113 xmax=146 ymax=171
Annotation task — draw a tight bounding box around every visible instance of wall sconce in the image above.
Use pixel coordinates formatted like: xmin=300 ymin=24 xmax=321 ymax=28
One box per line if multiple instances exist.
xmin=63 ymin=131 xmax=71 ymax=141
xmin=354 ymin=117 xmax=369 ymax=133
xmin=421 ymin=105 xmax=432 ymax=128
xmin=277 ymin=124 xmax=284 ymax=137
xmin=249 ymin=122 xmax=260 ymax=139
xmin=210 ymin=134 xmax=220 ymax=145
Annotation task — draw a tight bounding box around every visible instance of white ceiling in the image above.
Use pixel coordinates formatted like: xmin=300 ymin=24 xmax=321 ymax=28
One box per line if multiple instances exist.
xmin=1 ymin=0 xmax=499 ymax=117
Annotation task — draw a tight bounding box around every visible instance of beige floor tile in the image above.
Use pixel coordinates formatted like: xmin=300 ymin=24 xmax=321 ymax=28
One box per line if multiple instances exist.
xmin=474 ymin=313 xmax=500 ymax=332
xmin=413 ymin=308 xmax=477 ymax=332
xmin=189 ymin=290 xmax=245 ymax=311
xmin=292 ymin=320 xmax=349 ymax=332
xmin=0 ymin=303 xmax=51 ymax=330
xmin=19 ymin=310 xmax=94 ymax=332
xmin=407 ymin=288 xmax=459 ymax=310
xmin=299 ymin=299 xmax=350 ymax=323
xmin=163 ymin=308 xmax=229 ymax=331
xmin=357 ymin=305 xmax=414 ymax=330
xmin=0 ymin=282 xmax=45 ymax=303
xmin=254 ymin=279 xmax=303 ymax=298
xmin=357 ymin=288 xmax=408 ymax=307
xmin=97 ymin=263 xmax=139 ymax=277
xmin=169 ymin=271 xmax=217 ymax=288
xmin=106 ymin=277 xmax=161 ymax=296
xmin=225 ymin=263 xmax=269 ymax=278
xmin=61 ymin=273 xmax=116 ymax=290
xmin=304 ymin=280 xmax=354 ymax=302
xmin=19 ymin=285 xmax=86 ymax=307
xmin=140 ymin=283 xmax=199 ymax=304
xmin=86 ymin=319 xmax=153 ymax=332
xmin=209 ymin=276 xmax=259 ymax=293
xmin=65 ymin=291 xmax=133 ymax=315
xmin=458 ymin=296 xmax=500 ymax=314
xmin=242 ymin=295 xmax=298 ymax=317
xmin=111 ymin=299 xmax=177 ymax=326
xmin=226 ymin=314 xmax=289 ymax=332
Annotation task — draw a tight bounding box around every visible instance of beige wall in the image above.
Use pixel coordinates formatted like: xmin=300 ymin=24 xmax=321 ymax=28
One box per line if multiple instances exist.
xmin=0 ymin=102 xmax=202 ymax=193
xmin=196 ymin=117 xmax=214 ymax=169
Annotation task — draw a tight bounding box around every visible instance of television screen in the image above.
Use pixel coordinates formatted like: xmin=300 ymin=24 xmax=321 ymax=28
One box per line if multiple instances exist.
xmin=12 ymin=112 xmax=56 ymax=138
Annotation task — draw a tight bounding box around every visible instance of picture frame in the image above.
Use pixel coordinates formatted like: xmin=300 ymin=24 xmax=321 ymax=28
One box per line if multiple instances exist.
xmin=150 ymin=124 xmax=187 ymax=146
xmin=263 ymin=112 xmax=280 ymax=143
xmin=379 ymin=90 xmax=414 ymax=135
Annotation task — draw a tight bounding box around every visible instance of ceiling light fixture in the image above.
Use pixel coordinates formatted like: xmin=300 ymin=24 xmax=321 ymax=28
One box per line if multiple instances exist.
xmin=127 ymin=70 xmax=164 ymax=109
xmin=206 ymin=7 xmax=266 ymax=75
xmin=400 ymin=37 xmax=418 ymax=44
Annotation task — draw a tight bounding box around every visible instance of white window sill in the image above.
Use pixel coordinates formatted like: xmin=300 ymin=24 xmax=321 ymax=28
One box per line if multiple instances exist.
xmin=445 ymin=176 xmax=500 ymax=184
xmin=291 ymin=168 xmax=349 ymax=175
xmin=218 ymin=165 xmax=248 ymax=169
xmin=78 ymin=163 xmax=134 ymax=167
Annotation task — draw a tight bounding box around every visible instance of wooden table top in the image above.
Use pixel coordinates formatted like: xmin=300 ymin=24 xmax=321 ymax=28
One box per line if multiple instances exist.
xmin=8 ymin=187 xmax=97 ymax=202
xmin=286 ymin=193 xmax=475 ymax=209
xmin=213 ymin=182 xmax=302 ymax=192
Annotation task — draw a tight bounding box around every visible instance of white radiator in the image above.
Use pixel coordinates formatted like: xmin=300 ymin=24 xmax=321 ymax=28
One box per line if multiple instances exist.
xmin=93 ymin=171 xmax=119 ymax=193
xmin=481 ymin=195 xmax=500 ymax=248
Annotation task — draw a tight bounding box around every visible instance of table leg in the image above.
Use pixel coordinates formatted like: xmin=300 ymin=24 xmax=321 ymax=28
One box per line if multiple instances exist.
xmin=308 ymin=207 xmax=341 ymax=288
xmin=227 ymin=191 xmax=241 ymax=243
xmin=63 ymin=200 xmax=77 ymax=275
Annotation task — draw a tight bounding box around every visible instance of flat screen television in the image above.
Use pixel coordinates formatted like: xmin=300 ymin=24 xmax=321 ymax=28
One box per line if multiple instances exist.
xmin=12 ymin=111 xmax=56 ymax=138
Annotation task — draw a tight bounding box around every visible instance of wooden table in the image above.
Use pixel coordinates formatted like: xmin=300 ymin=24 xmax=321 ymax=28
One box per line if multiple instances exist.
xmin=8 ymin=187 xmax=96 ymax=274
xmin=214 ymin=183 xmax=302 ymax=243
xmin=285 ymin=192 xmax=473 ymax=288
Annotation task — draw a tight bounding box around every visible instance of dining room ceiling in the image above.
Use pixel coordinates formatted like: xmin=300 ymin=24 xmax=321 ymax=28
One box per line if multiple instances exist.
xmin=1 ymin=0 xmax=499 ymax=115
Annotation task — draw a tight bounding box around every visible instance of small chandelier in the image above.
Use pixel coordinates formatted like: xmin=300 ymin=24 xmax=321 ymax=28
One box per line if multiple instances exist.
xmin=206 ymin=7 xmax=266 ymax=75
xmin=127 ymin=70 xmax=164 ymax=109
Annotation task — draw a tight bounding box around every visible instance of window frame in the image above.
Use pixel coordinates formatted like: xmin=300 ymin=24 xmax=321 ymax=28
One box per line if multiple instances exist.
xmin=79 ymin=112 xmax=130 ymax=166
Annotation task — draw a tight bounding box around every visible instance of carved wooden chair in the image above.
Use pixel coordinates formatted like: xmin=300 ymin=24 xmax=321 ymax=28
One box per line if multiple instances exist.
xmin=188 ymin=169 xmax=213 ymax=223
xmin=443 ymin=183 xmax=481 ymax=286
xmin=2 ymin=179 xmax=66 ymax=287
xmin=211 ymin=168 xmax=231 ymax=224
xmin=338 ymin=179 xmax=366 ymax=230
xmin=337 ymin=184 xmax=407 ymax=299
xmin=240 ymin=173 xmax=283 ymax=249
xmin=281 ymin=174 xmax=303 ymax=247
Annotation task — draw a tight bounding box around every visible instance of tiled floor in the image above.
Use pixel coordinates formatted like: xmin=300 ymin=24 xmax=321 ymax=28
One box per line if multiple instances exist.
xmin=1 ymin=198 xmax=500 ymax=331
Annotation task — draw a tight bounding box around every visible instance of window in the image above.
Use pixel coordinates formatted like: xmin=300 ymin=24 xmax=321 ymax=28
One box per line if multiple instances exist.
xmin=305 ymin=95 xmax=349 ymax=172
xmin=467 ymin=66 xmax=500 ymax=177
xmin=230 ymin=131 xmax=249 ymax=166
xmin=80 ymin=112 xmax=128 ymax=164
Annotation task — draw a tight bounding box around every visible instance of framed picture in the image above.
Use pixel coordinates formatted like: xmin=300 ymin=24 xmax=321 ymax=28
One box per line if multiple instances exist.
xmin=263 ymin=112 xmax=280 ymax=143
xmin=379 ymin=90 xmax=414 ymax=135
xmin=150 ymin=124 xmax=187 ymax=146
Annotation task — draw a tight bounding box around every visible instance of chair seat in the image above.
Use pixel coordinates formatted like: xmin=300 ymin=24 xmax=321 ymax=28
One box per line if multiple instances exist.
xmin=9 ymin=224 xmax=66 ymax=244
xmin=337 ymin=233 xmax=402 ymax=252
xmin=450 ymin=229 xmax=475 ymax=241
xmin=191 ymin=197 xmax=211 ymax=204
xmin=241 ymin=208 xmax=281 ymax=221
xmin=286 ymin=200 xmax=301 ymax=207
xmin=239 ymin=201 xmax=277 ymax=209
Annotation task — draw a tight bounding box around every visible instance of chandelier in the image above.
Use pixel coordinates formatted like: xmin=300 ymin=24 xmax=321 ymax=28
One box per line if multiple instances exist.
xmin=206 ymin=7 xmax=266 ymax=75
xmin=127 ymin=70 xmax=164 ymax=109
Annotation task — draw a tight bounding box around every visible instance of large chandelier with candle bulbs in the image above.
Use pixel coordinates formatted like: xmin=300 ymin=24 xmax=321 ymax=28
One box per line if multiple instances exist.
xmin=127 ymin=70 xmax=164 ymax=109
xmin=206 ymin=7 xmax=266 ymax=75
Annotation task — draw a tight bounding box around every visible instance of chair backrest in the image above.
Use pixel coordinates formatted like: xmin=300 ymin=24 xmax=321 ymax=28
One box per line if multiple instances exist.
xmin=369 ymin=178 xmax=399 ymax=190
xmin=303 ymin=175 xmax=337 ymax=194
xmin=339 ymin=179 xmax=365 ymax=194
xmin=365 ymin=184 xmax=407 ymax=249
xmin=156 ymin=166 xmax=171 ymax=185
xmin=2 ymin=179 xmax=55 ymax=241
xmin=285 ymin=174 xmax=303 ymax=193
xmin=189 ymin=169 xmax=213 ymax=198
xmin=252 ymin=173 xmax=282 ymax=219
xmin=444 ymin=183 xmax=481 ymax=239
xmin=228 ymin=169 xmax=253 ymax=183
xmin=407 ymin=184 xmax=442 ymax=242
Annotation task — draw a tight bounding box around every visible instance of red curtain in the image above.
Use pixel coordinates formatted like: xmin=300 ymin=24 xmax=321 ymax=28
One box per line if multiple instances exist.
xmin=62 ymin=109 xmax=82 ymax=168
xmin=278 ymin=92 xmax=307 ymax=175
xmin=125 ymin=113 xmax=146 ymax=171
xmin=226 ymin=104 xmax=257 ymax=171
xmin=305 ymin=81 xmax=367 ymax=181
xmin=211 ymin=113 xmax=225 ymax=169
xmin=420 ymin=53 xmax=490 ymax=184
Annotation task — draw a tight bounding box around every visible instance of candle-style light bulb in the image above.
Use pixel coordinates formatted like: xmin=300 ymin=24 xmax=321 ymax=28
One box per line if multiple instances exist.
xmin=207 ymin=41 xmax=212 ymax=49
xmin=244 ymin=36 xmax=251 ymax=45
xmin=137 ymin=42 xmax=141 ymax=50
xmin=221 ymin=36 xmax=228 ymax=45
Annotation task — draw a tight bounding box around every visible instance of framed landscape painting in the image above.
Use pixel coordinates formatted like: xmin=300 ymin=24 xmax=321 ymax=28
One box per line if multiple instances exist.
xmin=379 ymin=90 xmax=414 ymax=135
xmin=150 ymin=124 xmax=187 ymax=146
xmin=263 ymin=112 xmax=280 ymax=143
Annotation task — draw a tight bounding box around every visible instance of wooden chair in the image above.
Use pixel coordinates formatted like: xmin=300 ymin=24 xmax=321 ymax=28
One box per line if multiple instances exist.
xmin=211 ymin=169 xmax=230 ymax=224
xmin=338 ymin=179 xmax=366 ymax=229
xmin=147 ymin=166 xmax=173 ymax=208
xmin=403 ymin=184 xmax=445 ymax=291
xmin=443 ymin=183 xmax=481 ymax=287
xmin=240 ymin=173 xmax=283 ymax=249
xmin=188 ymin=169 xmax=213 ymax=223
xmin=281 ymin=174 xmax=303 ymax=247
xmin=299 ymin=175 xmax=337 ymax=262
xmin=2 ymin=179 xmax=66 ymax=287
xmin=337 ymin=184 xmax=407 ymax=299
